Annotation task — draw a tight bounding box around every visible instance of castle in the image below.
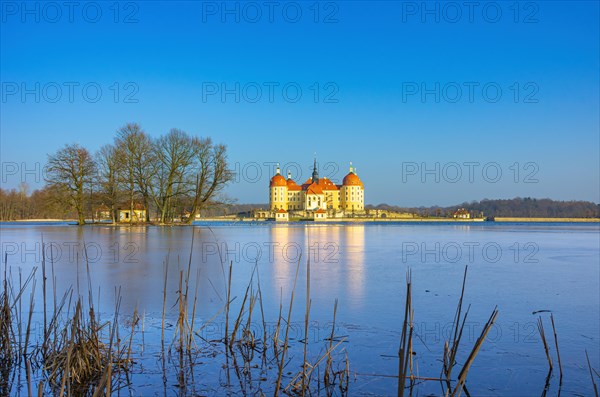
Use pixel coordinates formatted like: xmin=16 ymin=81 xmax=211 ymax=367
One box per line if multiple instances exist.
xmin=267 ymin=160 xmax=364 ymax=219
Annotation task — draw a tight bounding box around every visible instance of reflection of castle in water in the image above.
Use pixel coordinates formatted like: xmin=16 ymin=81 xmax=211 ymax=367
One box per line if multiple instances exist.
xmin=269 ymin=225 xmax=365 ymax=304
xmin=343 ymin=225 xmax=365 ymax=302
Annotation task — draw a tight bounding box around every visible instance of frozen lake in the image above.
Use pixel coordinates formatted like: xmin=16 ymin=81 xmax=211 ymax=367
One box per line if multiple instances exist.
xmin=1 ymin=221 xmax=598 ymax=396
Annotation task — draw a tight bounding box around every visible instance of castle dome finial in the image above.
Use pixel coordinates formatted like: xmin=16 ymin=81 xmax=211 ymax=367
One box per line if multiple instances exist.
xmin=276 ymin=163 xmax=280 ymax=175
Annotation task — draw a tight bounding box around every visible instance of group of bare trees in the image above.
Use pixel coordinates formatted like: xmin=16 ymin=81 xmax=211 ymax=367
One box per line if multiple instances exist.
xmin=45 ymin=123 xmax=233 ymax=225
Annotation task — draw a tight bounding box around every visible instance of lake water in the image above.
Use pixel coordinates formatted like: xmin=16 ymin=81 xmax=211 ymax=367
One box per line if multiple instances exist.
xmin=1 ymin=222 xmax=598 ymax=396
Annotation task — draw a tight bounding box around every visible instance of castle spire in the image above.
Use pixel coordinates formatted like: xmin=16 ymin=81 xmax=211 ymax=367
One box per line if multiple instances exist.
xmin=349 ymin=161 xmax=353 ymax=173
xmin=312 ymin=157 xmax=319 ymax=183
xmin=276 ymin=163 xmax=280 ymax=175
xmin=287 ymin=170 xmax=292 ymax=179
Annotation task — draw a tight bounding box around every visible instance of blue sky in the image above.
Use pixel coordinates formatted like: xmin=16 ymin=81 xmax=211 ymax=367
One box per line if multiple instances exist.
xmin=1 ymin=1 xmax=599 ymax=206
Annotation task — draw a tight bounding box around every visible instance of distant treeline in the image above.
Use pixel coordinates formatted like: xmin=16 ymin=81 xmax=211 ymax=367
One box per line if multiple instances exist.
xmin=0 ymin=185 xmax=71 ymax=220
xmin=367 ymin=197 xmax=600 ymax=219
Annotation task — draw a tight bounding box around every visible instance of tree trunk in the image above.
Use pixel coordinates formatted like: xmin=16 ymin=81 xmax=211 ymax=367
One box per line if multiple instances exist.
xmin=129 ymin=186 xmax=134 ymax=224
xmin=186 ymin=196 xmax=201 ymax=224
xmin=143 ymin=194 xmax=151 ymax=222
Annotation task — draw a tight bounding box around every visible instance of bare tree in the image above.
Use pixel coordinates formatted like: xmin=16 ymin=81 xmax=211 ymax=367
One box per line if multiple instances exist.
xmin=185 ymin=139 xmax=233 ymax=224
xmin=96 ymin=144 xmax=121 ymax=223
xmin=18 ymin=182 xmax=28 ymax=219
xmin=46 ymin=143 xmax=96 ymax=225
xmin=152 ymin=129 xmax=196 ymax=223
xmin=0 ymin=189 xmax=19 ymax=220
xmin=114 ymin=123 xmax=156 ymax=222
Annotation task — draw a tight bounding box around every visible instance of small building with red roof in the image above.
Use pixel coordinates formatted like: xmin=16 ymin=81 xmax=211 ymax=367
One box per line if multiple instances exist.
xmin=453 ymin=208 xmax=471 ymax=219
xmin=275 ymin=208 xmax=289 ymax=221
xmin=313 ymin=208 xmax=328 ymax=221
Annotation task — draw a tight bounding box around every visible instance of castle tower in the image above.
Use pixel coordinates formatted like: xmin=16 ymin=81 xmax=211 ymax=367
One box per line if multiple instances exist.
xmin=340 ymin=162 xmax=364 ymax=212
xmin=269 ymin=164 xmax=288 ymax=211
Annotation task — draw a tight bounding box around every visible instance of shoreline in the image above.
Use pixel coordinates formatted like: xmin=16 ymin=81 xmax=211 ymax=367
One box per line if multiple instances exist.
xmin=493 ymin=217 xmax=600 ymax=222
xmin=3 ymin=217 xmax=599 ymax=224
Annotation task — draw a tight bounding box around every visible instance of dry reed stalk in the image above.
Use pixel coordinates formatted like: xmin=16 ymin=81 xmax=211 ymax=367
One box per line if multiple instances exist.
xmin=57 ymin=300 xmax=78 ymax=397
xmin=188 ymin=268 xmax=201 ymax=350
xmin=442 ymin=340 xmax=449 ymax=386
xmin=177 ymin=270 xmax=185 ymax=354
xmin=1 ymin=257 xmax=13 ymax=396
xmin=286 ymin=336 xmax=348 ymax=394
xmin=2 ymin=263 xmax=38 ymax=396
xmin=341 ymin=352 xmax=350 ymax=395
xmin=549 ymin=314 xmax=563 ymax=384
xmin=25 ymin=359 xmax=32 ymax=397
xmin=142 ymin=309 xmax=145 ymax=353
xmin=586 ymin=350 xmax=599 ymax=397
xmin=229 ymin=274 xmax=253 ymax=348
xmin=408 ymin=307 xmax=415 ymax=390
xmin=225 ymin=261 xmax=233 ymax=344
xmin=256 ymin=265 xmax=268 ymax=356
xmin=41 ymin=243 xmax=48 ymax=359
xmin=273 ymin=291 xmax=283 ymax=360
xmin=184 ymin=226 xmax=196 ymax=300
xmin=451 ymin=306 xmax=499 ymax=397
xmin=161 ymin=253 xmax=169 ymax=351
xmin=274 ymin=257 xmax=301 ymax=397
xmin=445 ymin=266 xmax=469 ymax=387
xmin=126 ymin=306 xmax=139 ymax=366
xmin=398 ymin=269 xmax=412 ymax=397
xmin=537 ymin=317 xmax=553 ymax=372
xmin=92 ymin=290 xmax=122 ymax=397
xmin=25 ymin=278 xmax=36 ymax=397
xmin=324 ymin=299 xmax=338 ymax=389
xmin=302 ymin=257 xmax=312 ymax=396
xmin=17 ymin=269 xmax=22 ymax=382
xmin=23 ymin=278 xmax=35 ymax=359
xmin=41 ymin=288 xmax=73 ymax=357
xmin=240 ymin=289 xmax=258 ymax=363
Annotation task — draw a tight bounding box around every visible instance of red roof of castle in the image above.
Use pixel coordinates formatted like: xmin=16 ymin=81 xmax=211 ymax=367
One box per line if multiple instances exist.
xmin=301 ymin=177 xmax=339 ymax=192
xmin=275 ymin=170 xmax=362 ymax=192
xmin=287 ymin=178 xmax=302 ymax=191
xmin=342 ymin=172 xmax=363 ymax=187
xmin=306 ymin=183 xmax=323 ymax=195
xmin=270 ymin=174 xmax=287 ymax=187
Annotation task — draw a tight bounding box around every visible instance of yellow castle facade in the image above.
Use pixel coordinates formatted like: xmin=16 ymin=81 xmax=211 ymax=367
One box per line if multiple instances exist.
xmin=269 ymin=160 xmax=364 ymax=214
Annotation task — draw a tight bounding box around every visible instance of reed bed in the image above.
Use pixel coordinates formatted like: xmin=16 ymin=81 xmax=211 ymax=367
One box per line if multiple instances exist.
xmin=394 ymin=266 xmax=501 ymax=397
xmin=1 ymin=246 xmax=135 ymax=397
xmin=2 ymin=241 xmax=598 ymax=396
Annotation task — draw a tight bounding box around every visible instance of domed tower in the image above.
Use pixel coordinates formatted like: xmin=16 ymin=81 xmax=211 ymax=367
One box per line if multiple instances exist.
xmin=341 ymin=162 xmax=364 ymax=212
xmin=269 ymin=164 xmax=288 ymax=211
